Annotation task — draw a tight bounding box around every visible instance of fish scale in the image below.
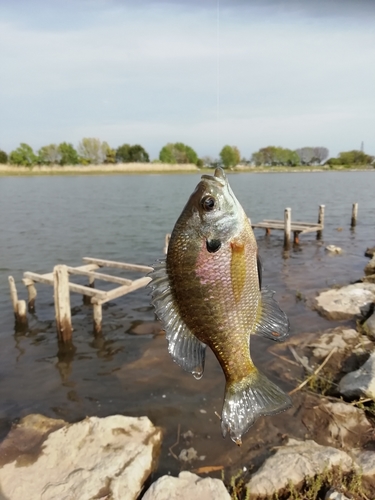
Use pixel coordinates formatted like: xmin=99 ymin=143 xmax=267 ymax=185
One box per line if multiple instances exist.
xmin=150 ymin=167 xmax=291 ymax=444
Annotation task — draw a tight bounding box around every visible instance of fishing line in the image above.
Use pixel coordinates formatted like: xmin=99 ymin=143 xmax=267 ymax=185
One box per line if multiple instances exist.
xmin=216 ymin=0 xmax=220 ymax=160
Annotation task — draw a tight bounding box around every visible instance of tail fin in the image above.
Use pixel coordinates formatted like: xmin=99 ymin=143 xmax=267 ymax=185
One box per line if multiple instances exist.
xmin=221 ymin=370 xmax=291 ymax=445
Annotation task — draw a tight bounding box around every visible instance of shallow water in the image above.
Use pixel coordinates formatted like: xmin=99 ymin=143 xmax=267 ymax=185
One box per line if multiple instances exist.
xmin=0 ymin=171 xmax=374 ymax=476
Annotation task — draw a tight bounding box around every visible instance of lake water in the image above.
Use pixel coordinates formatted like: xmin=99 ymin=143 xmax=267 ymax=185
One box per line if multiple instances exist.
xmin=0 ymin=171 xmax=374 ymax=477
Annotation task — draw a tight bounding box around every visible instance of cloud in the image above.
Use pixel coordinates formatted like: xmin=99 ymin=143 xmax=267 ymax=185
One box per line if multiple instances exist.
xmin=0 ymin=0 xmax=374 ymax=158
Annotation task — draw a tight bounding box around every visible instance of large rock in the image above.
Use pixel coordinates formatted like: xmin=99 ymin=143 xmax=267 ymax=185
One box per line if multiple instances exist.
xmin=246 ymin=438 xmax=353 ymax=498
xmin=309 ymin=328 xmax=359 ymax=359
xmin=315 ymin=283 xmax=375 ymax=320
xmin=339 ymin=351 xmax=375 ymax=399
xmin=352 ymin=450 xmax=375 ymax=477
xmin=365 ymin=247 xmax=375 ymax=258
xmin=0 ymin=414 xmax=162 ymax=500
xmin=365 ymin=256 xmax=375 ymax=275
xmin=301 ymin=399 xmax=373 ymax=451
xmin=142 ymin=471 xmax=231 ymax=500
xmin=363 ymin=312 xmax=375 ymax=340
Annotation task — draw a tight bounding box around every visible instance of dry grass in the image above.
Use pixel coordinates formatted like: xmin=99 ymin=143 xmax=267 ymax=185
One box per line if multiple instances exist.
xmin=0 ymin=163 xmax=200 ymax=176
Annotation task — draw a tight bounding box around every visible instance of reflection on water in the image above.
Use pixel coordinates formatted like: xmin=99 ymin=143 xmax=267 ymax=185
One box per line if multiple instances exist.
xmin=0 ymin=171 xmax=374 ymax=476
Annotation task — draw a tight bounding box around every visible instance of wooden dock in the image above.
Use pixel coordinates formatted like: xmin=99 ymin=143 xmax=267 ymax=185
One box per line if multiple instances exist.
xmin=251 ymin=205 xmax=325 ymax=249
xmin=9 ymin=257 xmax=152 ymax=342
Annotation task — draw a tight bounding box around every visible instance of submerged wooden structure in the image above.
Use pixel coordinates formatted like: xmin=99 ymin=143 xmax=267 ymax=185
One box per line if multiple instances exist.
xmin=9 ymin=257 xmax=152 ymax=342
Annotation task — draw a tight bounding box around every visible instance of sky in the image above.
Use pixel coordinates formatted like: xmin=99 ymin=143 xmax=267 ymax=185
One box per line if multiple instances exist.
xmin=1 ymin=0 xmax=375 ymax=160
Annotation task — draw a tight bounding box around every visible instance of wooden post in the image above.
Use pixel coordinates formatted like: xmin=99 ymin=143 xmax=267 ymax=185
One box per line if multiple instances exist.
xmin=53 ymin=265 xmax=72 ymax=342
xmin=351 ymin=203 xmax=358 ymax=227
xmin=83 ymin=275 xmax=95 ymax=305
xmin=9 ymin=276 xmax=18 ymax=317
xmin=284 ymin=208 xmax=291 ymax=250
xmin=265 ymin=228 xmax=271 ymax=236
xmin=8 ymin=277 xmax=28 ymax=329
xmin=164 ymin=234 xmax=171 ymax=255
xmin=26 ymin=282 xmax=37 ymax=312
xmin=17 ymin=300 xmax=28 ymax=328
xmin=293 ymin=231 xmax=300 ymax=245
xmin=317 ymin=204 xmax=325 ymax=240
xmin=93 ymin=303 xmax=102 ymax=335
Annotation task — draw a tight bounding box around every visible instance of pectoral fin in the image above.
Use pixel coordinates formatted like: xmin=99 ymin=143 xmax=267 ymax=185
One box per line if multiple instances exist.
xmin=149 ymin=261 xmax=206 ymax=379
xmin=253 ymin=287 xmax=290 ymax=342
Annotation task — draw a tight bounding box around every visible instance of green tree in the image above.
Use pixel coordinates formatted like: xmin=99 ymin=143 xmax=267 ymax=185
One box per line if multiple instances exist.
xmin=105 ymin=147 xmax=116 ymax=164
xmin=326 ymin=150 xmax=374 ymax=167
xmin=159 ymin=142 xmax=198 ymax=164
xmin=9 ymin=143 xmax=37 ymax=166
xmin=116 ymin=144 xmax=150 ymax=163
xmin=219 ymin=145 xmax=241 ymax=168
xmin=38 ymin=144 xmax=61 ymax=165
xmin=116 ymin=144 xmax=131 ymax=162
xmin=0 ymin=149 xmax=8 ymax=164
xmin=58 ymin=143 xmax=79 ymax=165
xmin=77 ymin=138 xmax=110 ymax=164
xmin=251 ymin=146 xmax=299 ymax=166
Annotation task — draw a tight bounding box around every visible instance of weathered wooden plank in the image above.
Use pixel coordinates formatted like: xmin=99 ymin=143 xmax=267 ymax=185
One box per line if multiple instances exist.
xmin=24 ymin=271 xmax=108 ymax=299
xmin=252 ymin=222 xmax=321 ymax=232
xmin=83 ymin=257 xmax=153 ymax=273
xmin=263 ymin=219 xmax=322 ymax=228
xmin=92 ymin=277 xmax=151 ymax=305
xmin=66 ymin=267 xmax=133 ymax=286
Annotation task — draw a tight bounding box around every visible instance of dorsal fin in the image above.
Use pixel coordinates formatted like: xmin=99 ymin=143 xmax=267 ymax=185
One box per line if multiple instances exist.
xmin=149 ymin=261 xmax=206 ymax=379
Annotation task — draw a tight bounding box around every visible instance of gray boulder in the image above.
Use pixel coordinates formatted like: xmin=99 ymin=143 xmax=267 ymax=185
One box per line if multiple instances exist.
xmin=142 ymin=471 xmax=231 ymax=500
xmin=0 ymin=414 xmax=162 ymax=500
xmin=325 ymin=245 xmax=342 ymax=254
xmin=363 ymin=312 xmax=375 ymax=340
xmin=339 ymin=351 xmax=375 ymax=399
xmin=315 ymin=283 xmax=375 ymax=320
xmin=246 ymin=438 xmax=352 ymax=498
xmin=352 ymin=450 xmax=375 ymax=477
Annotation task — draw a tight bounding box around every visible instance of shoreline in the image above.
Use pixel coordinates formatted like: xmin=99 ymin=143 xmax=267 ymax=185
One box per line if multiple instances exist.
xmin=0 ymin=163 xmax=373 ymax=176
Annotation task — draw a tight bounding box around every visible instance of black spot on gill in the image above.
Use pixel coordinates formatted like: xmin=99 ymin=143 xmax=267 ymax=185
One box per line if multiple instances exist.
xmin=206 ymin=239 xmax=221 ymax=253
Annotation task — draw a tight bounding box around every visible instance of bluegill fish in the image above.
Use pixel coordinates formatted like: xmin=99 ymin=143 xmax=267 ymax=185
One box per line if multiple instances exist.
xmin=150 ymin=167 xmax=291 ymax=445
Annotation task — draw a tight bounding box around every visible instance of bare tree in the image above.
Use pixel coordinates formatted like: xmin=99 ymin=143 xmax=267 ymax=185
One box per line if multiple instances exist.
xmin=78 ymin=138 xmax=110 ymax=164
xmin=313 ymin=147 xmax=329 ymax=164
xmin=38 ymin=144 xmax=62 ymax=165
xmin=295 ymin=147 xmax=314 ymax=165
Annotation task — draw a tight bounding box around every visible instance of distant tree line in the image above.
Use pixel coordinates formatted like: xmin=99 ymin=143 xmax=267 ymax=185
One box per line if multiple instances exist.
xmin=0 ymin=139 xmax=152 ymax=167
xmin=0 ymin=140 xmax=373 ymax=168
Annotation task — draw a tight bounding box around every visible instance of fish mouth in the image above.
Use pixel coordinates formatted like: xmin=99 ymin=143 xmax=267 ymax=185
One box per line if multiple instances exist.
xmin=200 ymin=167 xmax=227 ymax=187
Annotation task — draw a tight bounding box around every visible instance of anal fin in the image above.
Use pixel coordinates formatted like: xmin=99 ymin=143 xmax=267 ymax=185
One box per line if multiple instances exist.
xmin=149 ymin=261 xmax=206 ymax=379
xmin=254 ymin=287 xmax=290 ymax=342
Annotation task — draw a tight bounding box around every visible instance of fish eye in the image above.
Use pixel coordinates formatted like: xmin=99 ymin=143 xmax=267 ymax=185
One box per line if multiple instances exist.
xmin=201 ymin=196 xmax=216 ymax=212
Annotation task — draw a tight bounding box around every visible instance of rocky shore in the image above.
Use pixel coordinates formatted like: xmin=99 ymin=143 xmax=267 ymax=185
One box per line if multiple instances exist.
xmin=1 ymin=248 xmax=375 ymax=499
